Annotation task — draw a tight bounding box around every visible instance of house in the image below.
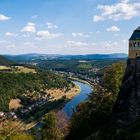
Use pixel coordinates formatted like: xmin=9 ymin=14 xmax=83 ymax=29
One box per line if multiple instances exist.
xmin=129 ymin=26 xmax=140 ymax=58
xmin=0 ymin=112 xmax=5 ymax=118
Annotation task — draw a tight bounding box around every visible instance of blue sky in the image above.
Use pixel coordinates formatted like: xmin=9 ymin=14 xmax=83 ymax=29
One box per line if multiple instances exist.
xmin=0 ymin=0 xmax=140 ymax=55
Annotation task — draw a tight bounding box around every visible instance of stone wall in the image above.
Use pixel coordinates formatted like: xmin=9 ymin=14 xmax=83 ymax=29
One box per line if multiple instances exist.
xmin=129 ymin=40 xmax=140 ymax=58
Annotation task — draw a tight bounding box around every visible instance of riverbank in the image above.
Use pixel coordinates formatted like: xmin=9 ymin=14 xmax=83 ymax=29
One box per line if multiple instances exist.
xmin=47 ymin=83 xmax=81 ymax=101
xmin=23 ymin=81 xmax=87 ymax=130
xmin=62 ymin=81 xmax=93 ymax=117
xmin=6 ymin=82 xmax=81 ymax=131
xmin=30 ymin=81 xmax=93 ymax=136
xmin=0 ymin=80 xmax=91 ymax=139
xmin=68 ymin=77 xmax=93 ymax=88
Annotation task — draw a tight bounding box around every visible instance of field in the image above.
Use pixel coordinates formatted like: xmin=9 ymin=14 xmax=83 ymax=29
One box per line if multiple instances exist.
xmin=47 ymin=84 xmax=80 ymax=100
xmin=0 ymin=66 xmax=11 ymax=70
xmin=9 ymin=99 xmax=22 ymax=110
xmin=0 ymin=65 xmax=36 ymax=73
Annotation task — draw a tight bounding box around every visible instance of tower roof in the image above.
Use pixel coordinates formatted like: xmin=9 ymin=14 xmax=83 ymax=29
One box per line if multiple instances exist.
xmin=129 ymin=26 xmax=140 ymax=40
xmin=136 ymin=26 xmax=140 ymax=31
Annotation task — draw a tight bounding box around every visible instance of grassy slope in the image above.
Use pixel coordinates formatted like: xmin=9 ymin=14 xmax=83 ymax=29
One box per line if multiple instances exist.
xmin=0 ymin=55 xmax=13 ymax=65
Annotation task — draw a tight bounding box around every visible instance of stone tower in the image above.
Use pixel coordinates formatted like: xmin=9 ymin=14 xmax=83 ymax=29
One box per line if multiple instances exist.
xmin=129 ymin=26 xmax=140 ymax=58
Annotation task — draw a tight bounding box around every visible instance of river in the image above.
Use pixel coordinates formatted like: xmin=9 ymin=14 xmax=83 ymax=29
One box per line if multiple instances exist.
xmin=33 ymin=81 xmax=93 ymax=130
xmin=62 ymin=81 xmax=93 ymax=118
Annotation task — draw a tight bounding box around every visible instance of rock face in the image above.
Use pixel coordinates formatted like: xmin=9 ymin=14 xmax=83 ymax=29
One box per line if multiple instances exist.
xmin=113 ymin=57 xmax=140 ymax=125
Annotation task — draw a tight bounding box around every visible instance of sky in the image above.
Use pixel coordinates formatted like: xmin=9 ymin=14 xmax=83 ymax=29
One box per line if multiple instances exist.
xmin=0 ymin=0 xmax=140 ymax=55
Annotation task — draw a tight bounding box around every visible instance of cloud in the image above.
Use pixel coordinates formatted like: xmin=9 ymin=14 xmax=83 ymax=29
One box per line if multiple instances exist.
xmin=21 ymin=22 xmax=36 ymax=33
xmin=106 ymin=26 xmax=120 ymax=32
xmin=36 ymin=30 xmax=63 ymax=40
xmin=5 ymin=32 xmax=17 ymax=37
xmin=64 ymin=40 xmax=124 ymax=54
xmin=0 ymin=40 xmax=11 ymax=44
xmin=0 ymin=40 xmax=15 ymax=48
xmin=0 ymin=14 xmax=11 ymax=21
xmin=31 ymin=15 xmax=38 ymax=19
xmin=5 ymin=44 xmax=16 ymax=48
xmin=93 ymin=0 xmax=140 ymax=22
xmin=102 ymin=41 xmax=118 ymax=47
xmin=22 ymin=42 xmax=35 ymax=46
xmin=93 ymin=15 xmax=104 ymax=22
xmin=67 ymin=41 xmax=89 ymax=47
xmin=72 ymin=32 xmax=89 ymax=38
xmin=66 ymin=40 xmax=119 ymax=50
xmin=46 ymin=22 xmax=58 ymax=29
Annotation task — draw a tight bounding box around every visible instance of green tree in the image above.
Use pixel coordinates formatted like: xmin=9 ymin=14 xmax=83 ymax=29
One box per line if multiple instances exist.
xmin=66 ymin=86 xmax=115 ymax=140
xmin=9 ymin=134 xmax=35 ymax=140
xmin=103 ymin=62 xmax=126 ymax=94
xmin=42 ymin=112 xmax=64 ymax=140
xmin=66 ymin=62 xmax=126 ymax=140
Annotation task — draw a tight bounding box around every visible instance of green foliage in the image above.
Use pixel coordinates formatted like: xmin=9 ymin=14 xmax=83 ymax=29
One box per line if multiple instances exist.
xmin=66 ymin=62 xmax=126 ymax=140
xmin=66 ymin=87 xmax=116 ymax=140
xmin=38 ymin=59 xmax=126 ymax=78
xmin=103 ymin=62 xmax=126 ymax=94
xmin=9 ymin=133 xmax=35 ymax=140
xmin=42 ymin=112 xmax=64 ymax=140
xmin=0 ymin=71 xmax=71 ymax=111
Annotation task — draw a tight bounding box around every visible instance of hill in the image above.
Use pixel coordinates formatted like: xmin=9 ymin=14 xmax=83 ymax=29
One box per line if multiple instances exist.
xmin=5 ymin=53 xmax=128 ymax=62
xmin=0 ymin=70 xmax=73 ymax=112
xmin=0 ymin=55 xmax=13 ymax=65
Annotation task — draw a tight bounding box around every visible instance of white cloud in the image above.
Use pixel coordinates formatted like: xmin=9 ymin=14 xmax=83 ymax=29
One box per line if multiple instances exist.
xmin=93 ymin=0 xmax=140 ymax=22
xmin=0 ymin=40 xmax=11 ymax=44
xmin=66 ymin=40 xmax=119 ymax=48
xmin=67 ymin=41 xmax=89 ymax=47
xmin=72 ymin=32 xmax=89 ymax=38
xmin=21 ymin=22 xmax=36 ymax=33
xmin=106 ymin=26 xmax=120 ymax=32
xmin=22 ymin=42 xmax=35 ymax=47
xmin=0 ymin=40 xmax=15 ymax=49
xmin=103 ymin=41 xmax=118 ymax=47
xmin=64 ymin=40 xmax=126 ymax=55
xmin=0 ymin=14 xmax=11 ymax=21
xmin=93 ymin=15 xmax=104 ymax=22
xmin=6 ymin=44 xmax=16 ymax=48
xmin=31 ymin=15 xmax=38 ymax=19
xmin=36 ymin=30 xmax=63 ymax=40
xmin=46 ymin=22 xmax=58 ymax=29
xmin=5 ymin=32 xmax=17 ymax=37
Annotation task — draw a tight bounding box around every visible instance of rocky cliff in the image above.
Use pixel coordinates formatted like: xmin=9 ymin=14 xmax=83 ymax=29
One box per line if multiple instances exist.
xmin=113 ymin=57 xmax=140 ymax=125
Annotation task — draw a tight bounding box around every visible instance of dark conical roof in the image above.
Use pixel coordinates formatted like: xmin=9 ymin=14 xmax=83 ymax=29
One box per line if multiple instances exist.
xmin=136 ymin=26 xmax=140 ymax=31
xmin=129 ymin=26 xmax=140 ymax=40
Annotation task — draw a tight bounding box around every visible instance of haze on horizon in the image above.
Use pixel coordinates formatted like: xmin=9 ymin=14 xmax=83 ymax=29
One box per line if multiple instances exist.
xmin=0 ymin=0 xmax=140 ymax=55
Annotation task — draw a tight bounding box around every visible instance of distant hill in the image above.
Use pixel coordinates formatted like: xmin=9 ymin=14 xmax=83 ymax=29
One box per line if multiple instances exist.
xmin=0 ymin=55 xmax=13 ymax=65
xmin=59 ymin=53 xmax=128 ymax=60
xmin=5 ymin=53 xmax=128 ymax=62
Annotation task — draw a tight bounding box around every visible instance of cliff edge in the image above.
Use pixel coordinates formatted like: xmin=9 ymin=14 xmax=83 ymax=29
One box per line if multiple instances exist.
xmin=113 ymin=57 xmax=140 ymax=125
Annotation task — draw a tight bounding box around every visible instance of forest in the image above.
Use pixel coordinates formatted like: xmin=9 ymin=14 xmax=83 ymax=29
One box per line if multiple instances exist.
xmin=37 ymin=59 xmax=126 ymax=79
xmin=0 ymin=70 xmax=72 ymax=112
